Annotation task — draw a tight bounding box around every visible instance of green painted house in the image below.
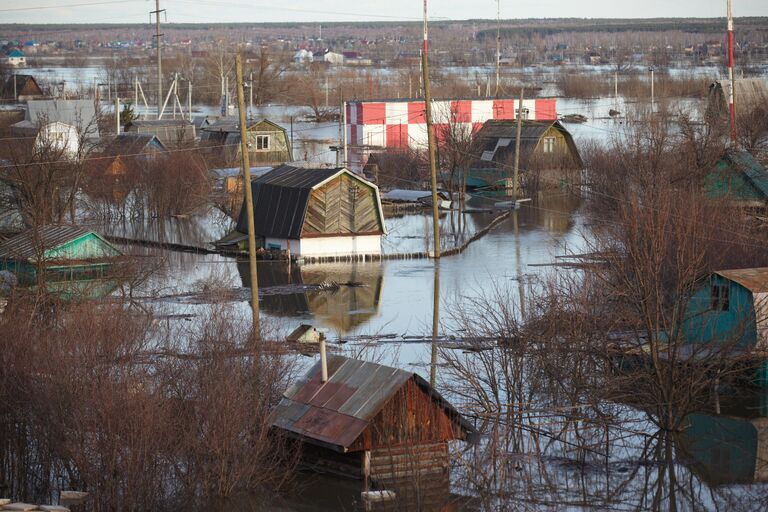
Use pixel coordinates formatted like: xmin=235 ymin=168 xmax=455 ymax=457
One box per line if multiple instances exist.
xmin=705 ymin=151 xmax=768 ymax=206
xmin=681 ymin=268 xmax=768 ymax=351
xmin=0 ymin=225 xmax=123 ymax=285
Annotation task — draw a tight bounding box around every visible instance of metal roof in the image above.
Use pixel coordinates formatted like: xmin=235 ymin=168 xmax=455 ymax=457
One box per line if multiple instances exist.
xmin=0 ymin=225 xmax=99 ymax=261
xmin=715 ymin=268 xmax=768 ymax=294
xmin=723 ymin=151 xmax=768 ymax=199
xmin=235 ymin=165 xmax=384 ymax=239
xmin=24 ymin=99 xmax=99 ymax=138
xmin=102 ymin=133 xmax=166 ymax=156
xmin=270 ymin=355 xmax=473 ymax=452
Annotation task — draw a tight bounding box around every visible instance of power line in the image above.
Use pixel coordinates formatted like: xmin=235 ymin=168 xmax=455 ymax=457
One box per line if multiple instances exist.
xmin=0 ymin=0 xmax=126 ymax=12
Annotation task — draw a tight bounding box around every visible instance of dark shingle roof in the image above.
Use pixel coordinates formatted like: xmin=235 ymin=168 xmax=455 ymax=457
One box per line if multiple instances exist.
xmin=102 ymin=133 xmax=166 ymax=156
xmin=270 ymin=355 xmax=473 ymax=451
xmin=0 ymin=225 xmax=91 ymax=261
xmin=235 ymin=165 xmax=343 ymax=239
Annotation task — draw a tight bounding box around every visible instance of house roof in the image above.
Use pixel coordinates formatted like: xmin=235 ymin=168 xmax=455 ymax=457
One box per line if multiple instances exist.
xmin=102 ymin=133 xmax=166 ymax=156
xmin=270 ymin=355 xmax=473 ymax=452
xmin=0 ymin=225 xmax=118 ymax=262
xmin=236 ymin=165 xmax=385 ymax=239
xmin=722 ymin=150 xmax=768 ymax=199
xmin=710 ymin=79 xmax=768 ymax=108
xmin=126 ymin=119 xmax=193 ymax=128
xmin=6 ymin=50 xmax=24 ymax=57
xmin=715 ymin=268 xmax=768 ymax=294
xmin=200 ymin=118 xmax=285 ymax=134
xmin=23 ymin=99 xmax=99 ymax=137
xmin=1 ymin=75 xmax=42 ymax=98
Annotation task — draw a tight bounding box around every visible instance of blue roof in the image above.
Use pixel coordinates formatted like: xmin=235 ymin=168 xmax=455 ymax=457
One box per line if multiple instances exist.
xmin=7 ymin=49 xmax=24 ymax=57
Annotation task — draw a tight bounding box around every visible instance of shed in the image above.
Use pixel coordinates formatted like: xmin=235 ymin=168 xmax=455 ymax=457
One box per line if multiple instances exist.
xmin=270 ymin=355 xmax=474 ymax=481
xmin=0 ymin=225 xmax=123 ymax=285
xmin=232 ymin=165 xmax=386 ymax=258
xmin=10 ymin=99 xmax=100 ymax=155
xmin=287 ymin=324 xmax=324 ymax=343
xmin=1 ymin=74 xmax=43 ymax=100
xmin=682 ymin=268 xmax=768 ymax=351
xmin=94 ymin=133 xmax=167 ymax=176
xmin=468 ymin=119 xmax=582 ymax=192
xmin=705 ymin=150 xmax=768 ymax=206
xmin=124 ymin=119 xmax=195 ymax=148
xmin=707 ymin=79 xmax=768 ymax=121
xmin=200 ymin=118 xmax=292 ymax=166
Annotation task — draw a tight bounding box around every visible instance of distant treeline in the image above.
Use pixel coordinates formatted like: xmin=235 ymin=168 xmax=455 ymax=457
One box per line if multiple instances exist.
xmin=2 ymin=17 xmax=767 ymax=35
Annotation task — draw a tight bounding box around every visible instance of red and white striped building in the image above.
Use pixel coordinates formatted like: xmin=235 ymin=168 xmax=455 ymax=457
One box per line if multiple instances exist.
xmin=346 ymin=97 xmax=558 ymax=149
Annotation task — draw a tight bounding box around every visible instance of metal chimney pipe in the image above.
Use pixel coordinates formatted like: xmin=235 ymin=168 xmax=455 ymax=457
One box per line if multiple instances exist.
xmin=320 ymin=338 xmax=328 ymax=383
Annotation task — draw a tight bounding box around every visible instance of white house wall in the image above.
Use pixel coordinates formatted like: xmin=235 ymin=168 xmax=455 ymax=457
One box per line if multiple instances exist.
xmin=265 ymin=235 xmax=382 ymax=258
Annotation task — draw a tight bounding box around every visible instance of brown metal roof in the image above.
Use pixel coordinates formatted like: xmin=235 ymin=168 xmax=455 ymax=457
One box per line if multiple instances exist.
xmin=270 ymin=355 xmax=473 ymax=452
xmin=715 ymin=268 xmax=768 ymax=293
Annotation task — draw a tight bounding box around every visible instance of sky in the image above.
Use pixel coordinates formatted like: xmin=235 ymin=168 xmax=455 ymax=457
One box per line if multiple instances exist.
xmin=1 ymin=0 xmax=767 ymax=25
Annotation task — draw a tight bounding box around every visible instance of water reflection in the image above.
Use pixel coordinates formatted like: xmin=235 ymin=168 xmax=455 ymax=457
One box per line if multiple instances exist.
xmin=239 ymin=261 xmax=384 ymax=336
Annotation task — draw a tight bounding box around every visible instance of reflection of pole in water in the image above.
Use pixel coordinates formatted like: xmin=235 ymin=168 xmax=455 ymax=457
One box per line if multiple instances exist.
xmin=430 ymin=261 xmax=440 ymax=387
xmin=513 ymin=210 xmax=525 ymax=319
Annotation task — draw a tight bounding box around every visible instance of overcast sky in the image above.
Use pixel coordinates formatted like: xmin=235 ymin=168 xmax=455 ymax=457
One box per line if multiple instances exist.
xmin=2 ymin=0 xmax=767 ymax=25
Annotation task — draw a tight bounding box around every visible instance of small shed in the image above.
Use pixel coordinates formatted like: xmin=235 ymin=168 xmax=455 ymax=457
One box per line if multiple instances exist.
xmin=682 ymin=268 xmax=768 ymax=351
xmin=0 ymin=225 xmax=123 ymax=285
xmin=287 ymin=324 xmax=324 ymax=343
xmin=1 ymin=74 xmax=44 ymax=100
xmin=200 ymin=118 xmax=292 ymax=166
xmin=705 ymin=150 xmax=768 ymax=206
xmin=468 ymin=119 xmax=582 ymax=192
xmin=270 ymin=355 xmax=474 ymax=482
xmin=124 ymin=119 xmax=195 ymax=148
xmin=232 ymin=165 xmax=386 ymax=258
xmin=94 ymin=134 xmax=167 ymax=177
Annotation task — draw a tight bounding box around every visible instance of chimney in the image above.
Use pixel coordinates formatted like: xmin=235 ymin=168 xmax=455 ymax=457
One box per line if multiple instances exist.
xmin=320 ymin=338 xmax=328 ymax=383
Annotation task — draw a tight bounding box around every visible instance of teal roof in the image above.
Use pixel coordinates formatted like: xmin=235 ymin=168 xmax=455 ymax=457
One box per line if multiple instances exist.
xmin=6 ymin=49 xmax=24 ymax=57
xmin=725 ymin=151 xmax=768 ymax=198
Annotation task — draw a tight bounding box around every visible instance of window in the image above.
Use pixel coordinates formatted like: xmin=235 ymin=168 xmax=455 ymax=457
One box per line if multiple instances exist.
xmin=542 ymin=136 xmax=556 ymax=154
xmin=255 ymin=135 xmax=270 ymax=151
xmin=515 ymin=108 xmax=530 ymax=120
xmin=711 ymin=284 xmax=730 ymax=311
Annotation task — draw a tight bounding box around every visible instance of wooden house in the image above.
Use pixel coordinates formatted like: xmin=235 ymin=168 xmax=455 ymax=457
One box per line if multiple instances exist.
xmin=681 ymin=268 xmax=768 ymax=351
xmin=705 ymin=150 xmax=768 ymax=206
xmin=707 ymin=79 xmax=768 ymax=122
xmin=230 ymin=165 xmax=385 ymax=259
xmin=0 ymin=225 xmax=123 ymax=285
xmin=1 ymin=74 xmax=44 ymax=101
xmin=94 ymin=133 xmax=167 ymax=177
xmin=124 ymin=119 xmax=195 ymax=148
xmin=468 ymin=119 xmax=582 ymax=192
xmin=10 ymin=99 xmax=100 ymax=156
xmin=200 ymin=118 xmax=292 ymax=166
xmin=270 ymin=355 xmax=474 ymax=482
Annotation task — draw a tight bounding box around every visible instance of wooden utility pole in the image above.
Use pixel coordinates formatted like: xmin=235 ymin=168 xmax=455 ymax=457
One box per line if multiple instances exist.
xmin=151 ymin=0 xmax=165 ymax=119
xmin=115 ymin=97 xmax=120 ymax=135
xmin=422 ymin=0 xmax=441 ymax=258
xmin=495 ymin=0 xmax=501 ymax=97
xmin=726 ymin=0 xmax=737 ymax=143
xmin=512 ymin=88 xmax=524 ymax=204
xmin=236 ymin=53 xmax=261 ymax=336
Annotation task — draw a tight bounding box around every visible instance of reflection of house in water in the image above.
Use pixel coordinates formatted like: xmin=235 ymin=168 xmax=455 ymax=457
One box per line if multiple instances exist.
xmin=239 ymin=261 xmax=384 ymax=335
xmin=679 ymin=412 xmax=768 ymax=486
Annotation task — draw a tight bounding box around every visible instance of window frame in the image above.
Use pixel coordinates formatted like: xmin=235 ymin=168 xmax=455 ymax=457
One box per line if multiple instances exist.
xmin=255 ymin=134 xmax=271 ymax=151
xmin=710 ymin=283 xmax=730 ymax=311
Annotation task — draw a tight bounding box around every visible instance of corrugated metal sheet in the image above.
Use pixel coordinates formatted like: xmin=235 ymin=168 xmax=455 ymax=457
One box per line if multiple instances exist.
xmin=724 ymin=151 xmax=768 ymax=199
xmin=270 ymin=355 xmax=473 ymax=452
xmin=102 ymin=133 xmax=166 ymax=156
xmin=716 ymin=268 xmax=768 ymax=293
xmin=0 ymin=225 xmax=117 ymax=262
xmin=25 ymin=99 xmax=99 ymax=138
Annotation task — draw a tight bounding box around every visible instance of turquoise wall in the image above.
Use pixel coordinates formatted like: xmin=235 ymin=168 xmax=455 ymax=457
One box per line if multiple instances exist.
xmin=705 ymin=161 xmax=763 ymax=201
xmin=682 ymin=275 xmax=757 ymax=348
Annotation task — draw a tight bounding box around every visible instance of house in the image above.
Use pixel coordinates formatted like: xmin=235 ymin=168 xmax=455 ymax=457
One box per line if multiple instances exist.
xmin=200 ymin=118 xmax=292 ymax=166
xmin=10 ymin=99 xmax=100 ymax=156
xmin=286 ymin=324 xmax=324 ymax=343
xmin=467 ymin=119 xmax=582 ymax=192
xmin=94 ymin=133 xmax=167 ymax=177
xmin=681 ymin=268 xmax=768 ymax=351
xmin=270 ymin=355 xmax=474 ymax=482
xmin=1 ymin=74 xmax=44 ymax=101
xmin=0 ymin=225 xmax=123 ymax=286
xmin=228 ymin=165 xmax=386 ymax=259
xmin=707 ymin=79 xmax=768 ymax=121
xmin=294 ymin=49 xmax=314 ymax=64
xmin=124 ymin=119 xmax=195 ymax=148
xmin=4 ymin=49 xmax=26 ymax=67
xmin=322 ymin=51 xmax=345 ymax=65
xmin=705 ymin=150 xmax=768 ymax=206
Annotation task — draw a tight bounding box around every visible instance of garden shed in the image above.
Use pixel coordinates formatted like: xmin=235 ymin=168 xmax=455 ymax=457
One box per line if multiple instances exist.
xmin=705 ymin=150 xmax=768 ymax=206
xmin=270 ymin=355 xmax=474 ymax=482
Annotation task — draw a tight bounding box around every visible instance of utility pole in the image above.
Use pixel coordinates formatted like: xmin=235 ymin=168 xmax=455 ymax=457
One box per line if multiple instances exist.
xmin=726 ymin=0 xmax=737 ymax=143
xmin=512 ymin=88 xmax=524 ymax=205
xmin=236 ymin=53 xmax=261 ymax=337
xmin=495 ymin=0 xmax=501 ymax=97
xmin=342 ymin=95 xmax=348 ymax=167
xmin=188 ymin=80 xmax=193 ymax=122
xmin=115 ymin=97 xmax=120 ymax=135
xmin=649 ymin=67 xmax=655 ymax=111
xmin=12 ymin=74 xmax=16 ymax=102
xmin=422 ymin=0 xmax=441 ymax=259
xmin=151 ymin=0 xmax=165 ymax=119
xmin=249 ymin=71 xmax=254 ymax=118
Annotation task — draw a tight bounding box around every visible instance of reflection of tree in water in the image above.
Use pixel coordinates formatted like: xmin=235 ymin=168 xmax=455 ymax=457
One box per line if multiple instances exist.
xmin=238 ymin=261 xmax=384 ymax=335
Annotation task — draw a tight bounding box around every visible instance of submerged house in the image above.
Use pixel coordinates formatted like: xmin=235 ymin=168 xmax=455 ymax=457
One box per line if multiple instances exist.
xmin=468 ymin=119 xmax=582 ymax=192
xmin=0 ymin=225 xmax=123 ymax=285
xmin=228 ymin=165 xmax=385 ymax=259
xmin=1 ymin=74 xmax=44 ymax=101
xmin=124 ymin=119 xmax=195 ymax=148
xmin=705 ymin=150 xmax=768 ymax=206
xmin=270 ymin=355 xmax=474 ymax=481
xmin=681 ymin=268 xmax=768 ymax=351
xmin=94 ymin=133 xmax=167 ymax=177
xmin=200 ymin=118 xmax=292 ymax=166
xmin=10 ymin=99 xmax=100 ymax=157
